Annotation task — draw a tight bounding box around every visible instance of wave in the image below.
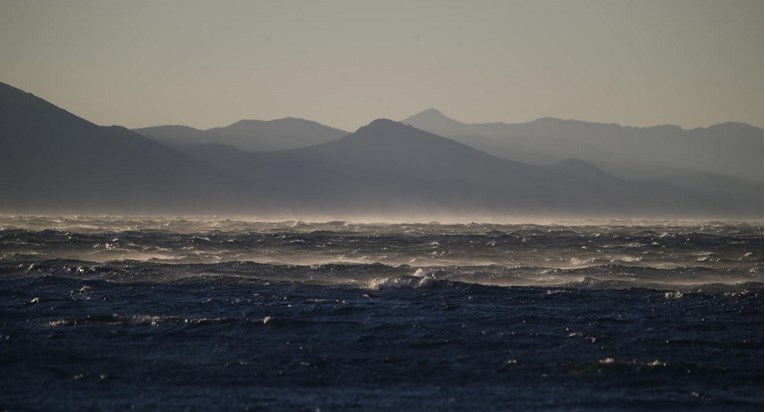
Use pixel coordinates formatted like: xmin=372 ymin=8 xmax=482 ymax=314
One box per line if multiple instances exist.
xmin=1 ymin=217 xmax=760 ymax=293
xmin=3 ymin=258 xmax=761 ymax=293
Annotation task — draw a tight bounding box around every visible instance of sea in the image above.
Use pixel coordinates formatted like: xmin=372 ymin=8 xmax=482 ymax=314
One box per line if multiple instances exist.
xmin=0 ymin=216 xmax=762 ymax=411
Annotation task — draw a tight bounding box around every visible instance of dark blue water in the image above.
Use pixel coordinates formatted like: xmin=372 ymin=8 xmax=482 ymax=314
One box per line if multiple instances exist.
xmin=0 ymin=217 xmax=762 ymax=410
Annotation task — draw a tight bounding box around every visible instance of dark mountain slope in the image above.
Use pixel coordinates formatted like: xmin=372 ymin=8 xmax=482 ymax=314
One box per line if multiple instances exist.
xmin=0 ymin=83 xmax=240 ymax=212
xmin=184 ymin=119 xmax=746 ymax=217
xmin=1 ymin=83 xmax=755 ymax=218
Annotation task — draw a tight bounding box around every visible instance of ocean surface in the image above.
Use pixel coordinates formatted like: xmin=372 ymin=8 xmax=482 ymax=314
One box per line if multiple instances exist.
xmin=0 ymin=216 xmax=762 ymax=411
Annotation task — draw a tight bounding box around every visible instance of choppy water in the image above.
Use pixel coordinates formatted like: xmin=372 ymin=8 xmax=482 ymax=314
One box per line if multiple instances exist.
xmin=1 ymin=216 xmax=762 ymax=410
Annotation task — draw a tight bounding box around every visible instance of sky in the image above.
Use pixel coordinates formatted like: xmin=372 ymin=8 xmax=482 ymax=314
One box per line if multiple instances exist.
xmin=1 ymin=0 xmax=762 ymax=131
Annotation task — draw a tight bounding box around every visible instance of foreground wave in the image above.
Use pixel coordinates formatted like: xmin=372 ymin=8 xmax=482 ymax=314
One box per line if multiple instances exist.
xmin=0 ymin=216 xmax=762 ymax=410
xmin=1 ymin=216 xmax=761 ymax=291
xmin=4 ymin=258 xmax=763 ymax=294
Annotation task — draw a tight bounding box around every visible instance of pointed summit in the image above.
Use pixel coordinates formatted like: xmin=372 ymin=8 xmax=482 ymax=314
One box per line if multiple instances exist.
xmin=403 ymin=108 xmax=453 ymax=123
xmin=344 ymin=118 xmax=431 ymax=146
xmin=402 ymin=108 xmax=470 ymax=136
xmin=294 ymin=116 xmax=528 ymax=188
xmin=419 ymin=107 xmax=445 ymax=116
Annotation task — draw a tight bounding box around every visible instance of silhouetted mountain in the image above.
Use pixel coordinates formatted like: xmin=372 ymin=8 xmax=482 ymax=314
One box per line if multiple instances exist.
xmin=403 ymin=109 xmax=764 ymax=182
xmin=403 ymin=108 xmax=468 ymax=134
xmin=294 ymin=119 xmax=531 ymax=183
xmin=1 ymin=83 xmax=758 ymax=218
xmin=0 ymin=83 xmax=240 ymax=213
xmin=135 ymin=117 xmax=348 ymax=152
xmin=183 ymin=119 xmax=751 ymax=217
xmin=403 ymin=109 xmax=763 ymax=213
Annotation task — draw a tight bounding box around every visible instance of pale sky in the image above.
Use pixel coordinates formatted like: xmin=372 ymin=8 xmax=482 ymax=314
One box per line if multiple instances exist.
xmin=1 ymin=0 xmax=762 ymax=130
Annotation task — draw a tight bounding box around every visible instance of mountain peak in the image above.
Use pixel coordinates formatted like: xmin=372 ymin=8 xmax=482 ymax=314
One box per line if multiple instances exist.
xmin=359 ymin=118 xmax=411 ymax=132
xmin=402 ymin=108 xmax=466 ymax=133
xmin=406 ymin=107 xmax=450 ymax=121
xmin=420 ymin=107 xmax=444 ymax=116
xmin=369 ymin=118 xmax=403 ymax=126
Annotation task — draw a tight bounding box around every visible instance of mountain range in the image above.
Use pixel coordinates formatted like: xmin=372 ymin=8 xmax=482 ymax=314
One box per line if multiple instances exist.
xmin=0 ymin=82 xmax=761 ymax=218
xmin=135 ymin=118 xmax=348 ymax=152
xmin=401 ymin=108 xmax=764 ymax=212
xmin=403 ymin=108 xmax=763 ymax=182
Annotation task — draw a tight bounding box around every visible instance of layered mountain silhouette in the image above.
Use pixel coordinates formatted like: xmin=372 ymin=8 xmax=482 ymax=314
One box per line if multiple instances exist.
xmin=0 ymin=83 xmax=760 ymax=218
xmin=0 ymin=83 xmax=242 ymax=213
xmin=180 ymin=119 xmax=747 ymax=217
xmin=403 ymin=108 xmax=764 ymax=182
xmin=135 ymin=118 xmax=348 ymax=151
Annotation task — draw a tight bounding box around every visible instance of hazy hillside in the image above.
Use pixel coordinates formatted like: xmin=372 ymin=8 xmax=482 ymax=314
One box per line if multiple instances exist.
xmin=182 ymin=119 xmax=750 ymax=217
xmin=403 ymin=108 xmax=764 ymax=182
xmin=0 ymin=83 xmax=241 ymax=213
xmin=0 ymin=83 xmax=758 ymax=218
xmin=135 ymin=118 xmax=348 ymax=152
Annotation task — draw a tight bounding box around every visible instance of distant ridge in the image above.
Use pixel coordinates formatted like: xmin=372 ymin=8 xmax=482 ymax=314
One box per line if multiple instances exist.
xmin=403 ymin=108 xmax=763 ymax=182
xmin=182 ymin=117 xmax=753 ymax=217
xmin=404 ymin=108 xmax=758 ymax=132
xmin=135 ymin=117 xmax=348 ymax=152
